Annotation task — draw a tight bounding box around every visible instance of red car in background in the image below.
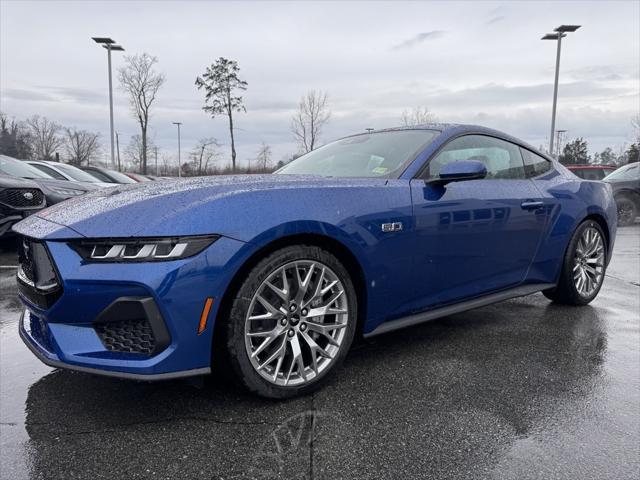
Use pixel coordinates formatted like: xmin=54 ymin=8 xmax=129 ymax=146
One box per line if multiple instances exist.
xmin=566 ymin=164 xmax=617 ymax=180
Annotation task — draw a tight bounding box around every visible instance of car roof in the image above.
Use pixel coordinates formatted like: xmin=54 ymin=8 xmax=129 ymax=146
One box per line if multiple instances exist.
xmin=348 ymin=123 xmax=551 ymax=161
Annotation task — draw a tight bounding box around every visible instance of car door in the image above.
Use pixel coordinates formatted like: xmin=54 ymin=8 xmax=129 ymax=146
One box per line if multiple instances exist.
xmin=407 ymin=134 xmax=547 ymax=311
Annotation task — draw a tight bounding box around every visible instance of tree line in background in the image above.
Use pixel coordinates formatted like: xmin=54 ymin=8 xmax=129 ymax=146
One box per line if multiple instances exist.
xmin=0 ymin=53 xmax=335 ymax=177
xmin=557 ymin=136 xmax=639 ymax=167
xmin=0 ymin=112 xmax=102 ymax=165
xmin=2 ymin=48 xmax=638 ymax=175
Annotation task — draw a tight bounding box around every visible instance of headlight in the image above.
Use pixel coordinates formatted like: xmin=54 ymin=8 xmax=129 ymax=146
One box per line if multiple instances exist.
xmin=51 ymin=187 xmax=86 ymax=196
xmin=71 ymin=235 xmax=219 ymax=262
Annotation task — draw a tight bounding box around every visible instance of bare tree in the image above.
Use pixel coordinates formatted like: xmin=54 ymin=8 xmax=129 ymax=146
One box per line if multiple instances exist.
xmin=118 ymin=53 xmax=165 ymax=174
xmin=195 ymin=57 xmax=247 ymax=172
xmin=0 ymin=112 xmax=32 ymax=159
xmin=400 ymin=106 xmax=437 ymax=127
xmin=125 ymin=134 xmax=155 ymax=172
xmin=25 ymin=115 xmax=63 ymax=160
xmin=291 ymin=90 xmax=330 ymax=153
xmin=190 ymin=138 xmax=221 ymax=175
xmin=64 ymin=128 xmax=101 ymax=166
xmin=255 ymin=141 xmax=272 ymax=170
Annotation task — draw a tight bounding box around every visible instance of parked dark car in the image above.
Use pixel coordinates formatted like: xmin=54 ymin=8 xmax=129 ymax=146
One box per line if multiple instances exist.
xmin=566 ymin=164 xmax=617 ymax=180
xmin=80 ymin=166 xmax=137 ymax=184
xmin=603 ymin=162 xmax=640 ymax=226
xmin=0 ymin=155 xmax=98 ymax=205
xmin=0 ymin=174 xmax=46 ymax=238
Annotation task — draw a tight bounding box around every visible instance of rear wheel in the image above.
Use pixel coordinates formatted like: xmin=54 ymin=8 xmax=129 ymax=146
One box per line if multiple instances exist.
xmin=543 ymin=220 xmax=607 ymax=305
xmin=616 ymin=196 xmax=637 ymax=226
xmin=224 ymin=245 xmax=357 ymax=398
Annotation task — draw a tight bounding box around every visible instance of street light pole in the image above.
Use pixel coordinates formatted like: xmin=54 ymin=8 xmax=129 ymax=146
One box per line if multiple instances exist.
xmin=173 ymin=122 xmax=182 ymax=178
xmin=541 ymin=25 xmax=580 ymax=156
xmin=92 ymin=37 xmax=124 ymax=169
xmin=115 ymin=131 xmax=122 ymax=172
xmin=106 ymin=44 xmax=115 ymax=169
xmin=549 ymin=34 xmax=562 ymax=156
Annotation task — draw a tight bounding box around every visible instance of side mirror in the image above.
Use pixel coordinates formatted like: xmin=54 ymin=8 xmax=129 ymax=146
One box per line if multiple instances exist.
xmin=427 ymin=160 xmax=487 ymax=185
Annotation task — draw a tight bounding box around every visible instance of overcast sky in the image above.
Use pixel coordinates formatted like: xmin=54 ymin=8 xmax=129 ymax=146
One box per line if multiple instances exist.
xmin=1 ymin=0 xmax=639 ymax=167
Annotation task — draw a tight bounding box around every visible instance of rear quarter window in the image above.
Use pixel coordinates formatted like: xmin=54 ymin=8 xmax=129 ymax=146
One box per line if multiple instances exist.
xmin=521 ymin=149 xmax=552 ymax=178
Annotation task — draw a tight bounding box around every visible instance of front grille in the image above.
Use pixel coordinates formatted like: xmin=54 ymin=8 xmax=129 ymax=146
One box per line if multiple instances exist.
xmin=0 ymin=188 xmax=45 ymax=209
xmin=95 ymin=318 xmax=156 ymax=355
xmin=16 ymin=238 xmax=62 ymax=309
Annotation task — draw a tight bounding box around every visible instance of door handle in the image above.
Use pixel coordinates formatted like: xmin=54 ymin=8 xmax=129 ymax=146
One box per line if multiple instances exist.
xmin=521 ymin=200 xmax=544 ymax=210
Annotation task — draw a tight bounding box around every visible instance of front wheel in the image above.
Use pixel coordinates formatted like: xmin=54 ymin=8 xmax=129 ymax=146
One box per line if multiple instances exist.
xmin=224 ymin=245 xmax=357 ymax=399
xmin=543 ymin=220 xmax=607 ymax=305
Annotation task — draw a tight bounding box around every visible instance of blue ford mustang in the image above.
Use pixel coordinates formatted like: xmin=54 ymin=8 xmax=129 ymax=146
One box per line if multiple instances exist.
xmin=13 ymin=124 xmax=617 ymax=398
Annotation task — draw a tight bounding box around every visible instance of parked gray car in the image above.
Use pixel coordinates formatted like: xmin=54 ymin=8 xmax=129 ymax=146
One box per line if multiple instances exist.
xmin=27 ymin=160 xmax=114 ymax=188
xmin=0 ymin=155 xmax=98 ymax=205
xmin=604 ymin=162 xmax=640 ymax=226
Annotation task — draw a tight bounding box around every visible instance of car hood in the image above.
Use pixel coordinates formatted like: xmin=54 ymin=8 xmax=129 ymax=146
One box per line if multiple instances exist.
xmin=14 ymin=174 xmax=389 ymax=239
xmin=30 ymin=178 xmax=96 ymax=192
xmin=0 ymin=174 xmax=41 ymax=189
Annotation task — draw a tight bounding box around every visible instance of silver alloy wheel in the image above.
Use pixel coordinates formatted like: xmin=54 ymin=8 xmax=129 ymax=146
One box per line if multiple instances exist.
xmin=573 ymin=226 xmax=605 ymax=297
xmin=244 ymin=260 xmax=349 ymax=387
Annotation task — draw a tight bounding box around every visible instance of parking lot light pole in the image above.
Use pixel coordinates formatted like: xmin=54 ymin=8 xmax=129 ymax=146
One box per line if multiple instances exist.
xmin=541 ymin=25 xmax=580 ymax=156
xmin=115 ymin=131 xmax=122 ymax=172
xmin=173 ymin=122 xmax=182 ymax=178
xmin=92 ymin=37 xmax=124 ymax=170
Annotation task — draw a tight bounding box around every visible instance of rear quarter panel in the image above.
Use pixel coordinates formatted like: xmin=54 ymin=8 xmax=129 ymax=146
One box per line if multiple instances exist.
xmin=526 ymin=167 xmax=617 ymax=285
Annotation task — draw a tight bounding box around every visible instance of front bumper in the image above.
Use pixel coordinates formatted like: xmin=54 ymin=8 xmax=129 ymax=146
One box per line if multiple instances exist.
xmin=19 ymin=309 xmax=210 ymax=380
xmin=0 ymin=214 xmax=22 ymax=237
xmin=17 ymin=235 xmax=248 ymax=380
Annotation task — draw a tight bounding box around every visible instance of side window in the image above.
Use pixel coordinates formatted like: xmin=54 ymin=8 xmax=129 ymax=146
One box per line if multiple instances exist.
xmin=86 ymin=169 xmax=110 ymax=182
xmin=32 ymin=164 xmax=67 ymax=180
xmin=425 ymin=135 xmax=526 ymax=180
xmin=521 ymin=149 xmax=552 ymax=178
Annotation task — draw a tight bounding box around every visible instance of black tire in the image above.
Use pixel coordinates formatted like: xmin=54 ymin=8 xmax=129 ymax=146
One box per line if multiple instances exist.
xmin=616 ymin=196 xmax=637 ymax=226
xmin=222 ymin=245 xmax=357 ymax=399
xmin=543 ymin=219 xmax=607 ymax=306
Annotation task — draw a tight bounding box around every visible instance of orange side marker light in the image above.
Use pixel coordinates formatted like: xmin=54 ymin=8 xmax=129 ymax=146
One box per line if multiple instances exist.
xmin=198 ymin=297 xmax=215 ymax=334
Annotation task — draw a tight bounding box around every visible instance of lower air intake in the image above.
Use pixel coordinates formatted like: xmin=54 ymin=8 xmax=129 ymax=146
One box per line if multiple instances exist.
xmin=95 ymin=318 xmax=156 ymax=355
xmin=93 ymin=297 xmax=171 ymax=356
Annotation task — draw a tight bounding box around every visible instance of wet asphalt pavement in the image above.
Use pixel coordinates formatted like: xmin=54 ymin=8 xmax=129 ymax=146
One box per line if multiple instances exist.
xmin=0 ymin=227 xmax=639 ymax=480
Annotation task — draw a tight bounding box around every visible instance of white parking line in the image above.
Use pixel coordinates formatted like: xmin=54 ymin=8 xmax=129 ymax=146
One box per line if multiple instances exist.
xmin=0 ymin=265 xmax=18 ymax=269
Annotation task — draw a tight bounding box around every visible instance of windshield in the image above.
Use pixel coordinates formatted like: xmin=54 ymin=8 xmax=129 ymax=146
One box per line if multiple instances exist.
xmin=0 ymin=155 xmax=53 ymax=179
xmin=604 ymin=163 xmax=639 ymax=182
xmin=55 ymin=163 xmax=105 ymax=182
xmin=276 ymin=130 xmax=438 ymax=178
